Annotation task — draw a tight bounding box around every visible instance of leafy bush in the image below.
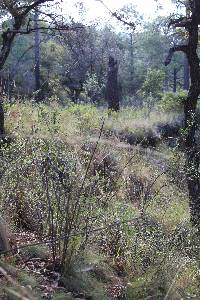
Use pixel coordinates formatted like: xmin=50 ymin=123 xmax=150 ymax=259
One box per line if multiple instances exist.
xmin=1 ymin=103 xmax=199 ymax=300
xmin=82 ymin=73 xmax=105 ymax=104
xmin=140 ymin=68 xmax=165 ymax=102
xmin=158 ymin=90 xmax=187 ymax=112
xmin=67 ymin=104 xmax=103 ymax=132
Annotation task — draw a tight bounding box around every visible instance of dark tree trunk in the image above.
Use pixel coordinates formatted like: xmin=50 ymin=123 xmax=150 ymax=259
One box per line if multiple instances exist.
xmin=0 ymin=99 xmax=5 ymax=138
xmin=105 ymin=56 xmax=120 ymax=112
xmin=173 ymin=67 xmax=177 ymax=93
xmin=184 ymin=23 xmax=200 ymax=227
xmin=183 ymin=53 xmax=190 ymax=90
xmin=163 ymin=76 xmax=169 ymax=92
xmin=130 ymin=33 xmax=134 ymax=92
xmin=165 ymin=0 xmax=200 ymax=229
xmin=34 ymin=10 xmax=42 ymax=102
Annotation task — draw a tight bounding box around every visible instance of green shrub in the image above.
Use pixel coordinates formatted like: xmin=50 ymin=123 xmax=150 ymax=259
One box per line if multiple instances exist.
xmin=158 ymin=90 xmax=187 ymax=112
xmin=67 ymin=104 xmax=103 ymax=132
xmin=82 ymin=73 xmax=105 ymax=104
xmin=140 ymin=69 xmax=165 ymax=101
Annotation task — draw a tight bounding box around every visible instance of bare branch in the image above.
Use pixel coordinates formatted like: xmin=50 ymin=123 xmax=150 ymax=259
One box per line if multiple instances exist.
xmin=168 ymin=16 xmax=192 ymax=28
xmin=95 ymin=0 xmax=135 ymax=29
xmin=6 ymin=25 xmax=82 ymax=35
xmin=22 ymin=0 xmax=55 ymax=16
xmin=0 ymin=1 xmax=67 ymax=70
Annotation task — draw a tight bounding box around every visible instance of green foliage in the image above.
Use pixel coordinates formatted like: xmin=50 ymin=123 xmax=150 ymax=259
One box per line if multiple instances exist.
xmin=125 ymin=270 xmax=167 ymax=300
xmin=158 ymin=90 xmax=187 ymax=112
xmin=0 ymin=262 xmax=39 ymax=300
xmin=141 ymin=68 xmax=165 ymax=102
xmin=1 ymin=103 xmax=199 ymax=300
xmin=17 ymin=272 xmax=38 ymax=289
xmin=67 ymin=103 xmax=103 ymax=132
xmin=82 ymin=73 xmax=105 ymax=103
xmin=0 ymin=13 xmax=184 ymax=104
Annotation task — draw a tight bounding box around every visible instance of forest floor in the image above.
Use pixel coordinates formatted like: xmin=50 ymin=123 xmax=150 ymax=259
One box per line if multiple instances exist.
xmin=0 ymin=102 xmax=199 ymax=300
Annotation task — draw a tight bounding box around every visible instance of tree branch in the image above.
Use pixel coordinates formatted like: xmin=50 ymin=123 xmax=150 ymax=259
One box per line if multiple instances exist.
xmin=6 ymin=25 xmax=82 ymax=35
xmin=164 ymin=45 xmax=188 ymax=66
xmin=168 ymin=16 xmax=192 ymax=28
xmin=22 ymin=0 xmax=55 ymax=16
xmin=95 ymin=0 xmax=135 ymax=29
xmin=0 ymin=1 xmax=67 ymax=71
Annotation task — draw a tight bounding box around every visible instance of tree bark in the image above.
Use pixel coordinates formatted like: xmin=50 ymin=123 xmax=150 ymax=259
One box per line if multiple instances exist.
xmin=165 ymin=1 xmax=200 ymax=229
xmin=0 ymin=99 xmax=5 ymax=139
xmin=105 ymin=56 xmax=120 ymax=112
xmin=130 ymin=33 xmax=134 ymax=93
xmin=183 ymin=53 xmax=190 ymax=90
xmin=34 ymin=10 xmax=42 ymax=102
xmin=184 ymin=23 xmax=200 ymax=228
xmin=173 ymin=67 xmax=177 ymax=93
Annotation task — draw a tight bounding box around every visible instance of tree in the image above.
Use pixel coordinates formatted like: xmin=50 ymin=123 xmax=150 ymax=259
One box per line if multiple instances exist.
xmin=0 ymin=0 xmax=62 ymax=252
xmin=0 ymin=0 xmax=63 ymax=135
xmin=165 ymin=0 xmax=200 ymax=228
xmin=105 ymin=55 xmax=120 ymax=112
xmin=141 ymin=68 xmax=165 ymax=100
xmin=183 ymin=53 xmax=190 ymax=90
xmin=34 ymin=9 xmax=42 ymax=101
xmin=60 ymin=25 xmax=96 ymax=103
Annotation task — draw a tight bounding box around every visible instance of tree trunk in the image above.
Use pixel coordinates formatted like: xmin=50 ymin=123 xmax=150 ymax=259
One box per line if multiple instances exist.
xmin=183 ymin=53 xmax=190 ymax=90
xmin=173 ymin=68 xmax=177 ymax=93
xmin=184 ymin=26 xmax=200 ymax=227
xmin=0 ymin=99 xmax=5 ymax=138
xmin=165 ymin=1 xmax=200 ymax=229
xmin=130 ymin=33 xmax=134 ymax=93
xmin=0 ymin=216 xmax=10 ymax=253
xmin=105 ymin=56 xmax=120 ymax=112
xmin=34 ymin=10 xmax=42 ymax=102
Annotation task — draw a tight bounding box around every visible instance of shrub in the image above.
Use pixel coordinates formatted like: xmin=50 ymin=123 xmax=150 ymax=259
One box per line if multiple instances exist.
xmin=1 ymin=102 xmax=199 ymax=300
xmin=125 ymin=172 xmax=152 ymax=208
xmin=140 ymin=69 xmax=165 ymax=102
xmin=158 ymin=90 xmax=187 ymax=112
xmin=0 ymin=136 xmax=124 ymax=274
xmin=82 ymin=73 xmax=105 ymax=104
xmin=119 ymin=127 xmax=160 ymax=148
xmin=67 ymin=104 xmax=102 ymax=132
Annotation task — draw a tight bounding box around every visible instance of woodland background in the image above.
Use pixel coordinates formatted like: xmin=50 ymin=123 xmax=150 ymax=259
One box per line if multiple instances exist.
xmin=0 ymin=1 xmax=199 ymax=300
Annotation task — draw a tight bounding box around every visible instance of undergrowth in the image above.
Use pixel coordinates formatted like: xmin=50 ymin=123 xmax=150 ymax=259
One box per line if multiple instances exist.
xmin=0 ymin=102 xmax=199 ymax=300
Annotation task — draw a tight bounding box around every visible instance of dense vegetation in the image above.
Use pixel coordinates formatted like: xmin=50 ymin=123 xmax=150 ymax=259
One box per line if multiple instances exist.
xmin=0 ymin=1 xmax=199 ymax=300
